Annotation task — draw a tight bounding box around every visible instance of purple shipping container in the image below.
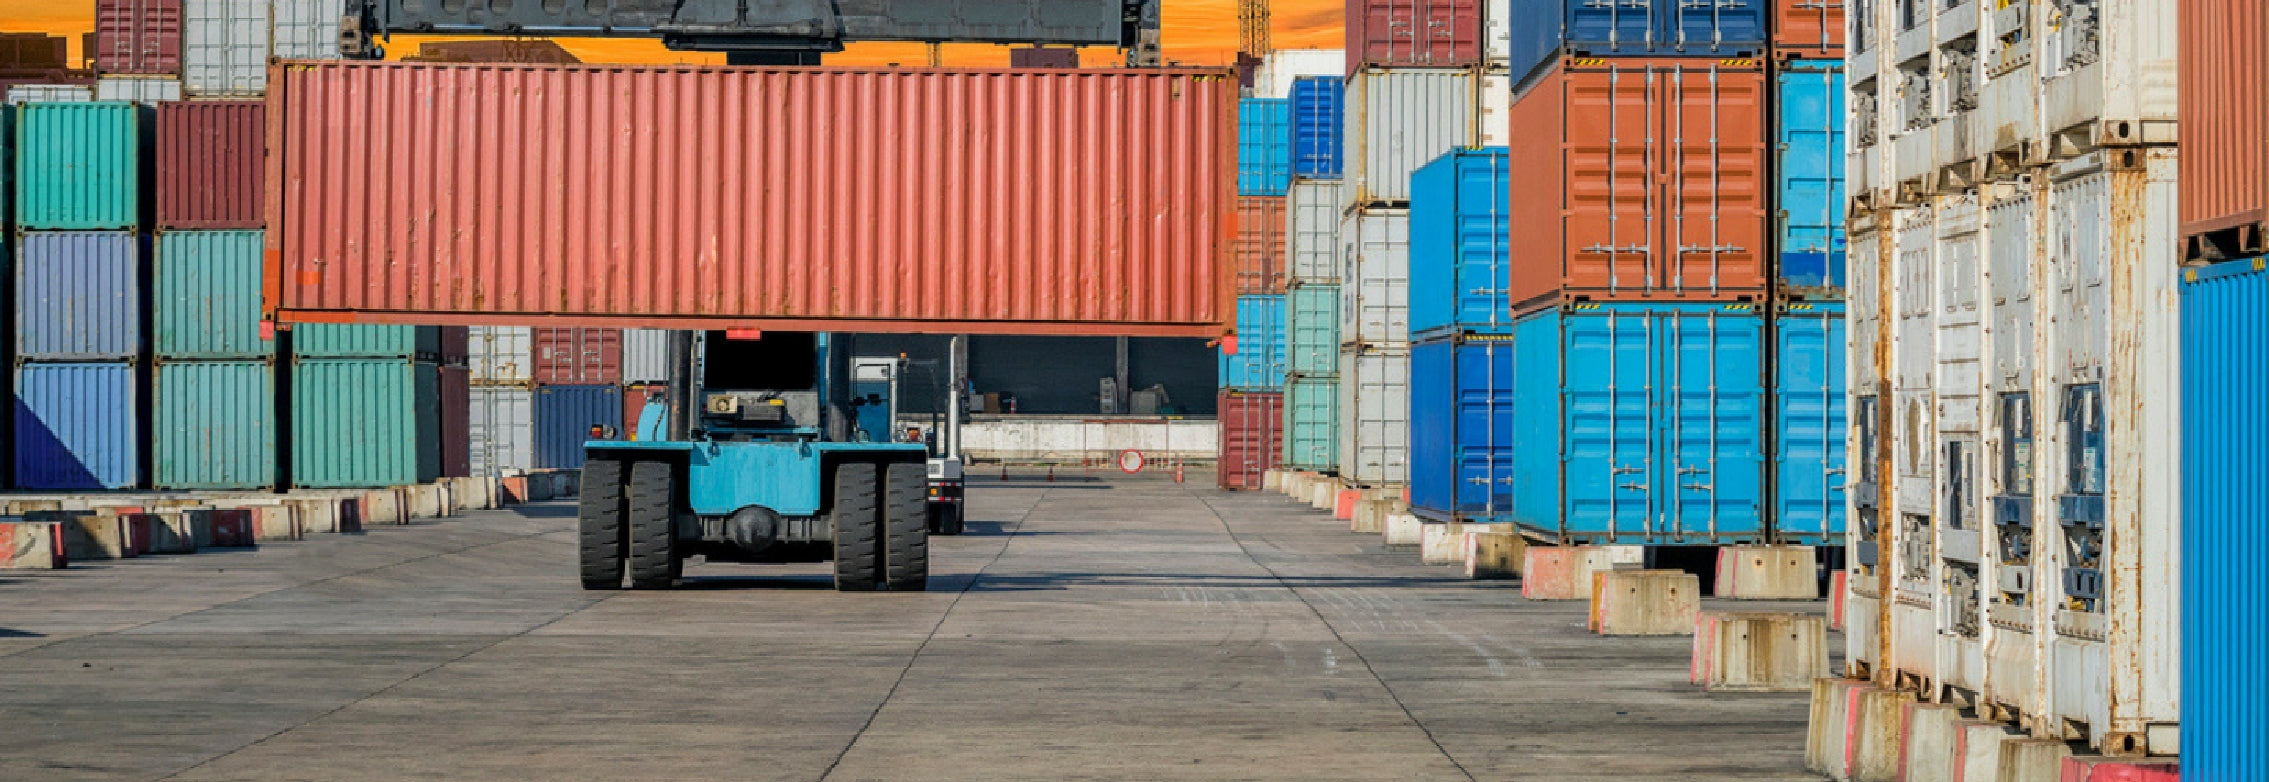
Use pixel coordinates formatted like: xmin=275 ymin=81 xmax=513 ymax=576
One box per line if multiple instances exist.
xmin=15 ymin=231 xmax=142 ymax=360
xmin=14 ymin=362 xmax=141 ymax=490
xmin=438 ymin=364 xmax=470 ymax=477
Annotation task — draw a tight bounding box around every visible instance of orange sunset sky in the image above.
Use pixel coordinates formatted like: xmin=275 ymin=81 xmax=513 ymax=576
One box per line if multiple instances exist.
xmin=0 ymin=0 xmax=1343 ymax=66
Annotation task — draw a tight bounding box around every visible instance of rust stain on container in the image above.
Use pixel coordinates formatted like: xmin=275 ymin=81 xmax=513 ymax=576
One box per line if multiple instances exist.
xmin=264 ymin=61 xmax=1238 ymax=336
xmin=2179 ymin=0 xmax=2268 ymax=260
xmin=1234 ymin=196 xmax=1288 ymax=294
xmin=157 ymin=100 xmax=263 ymax=229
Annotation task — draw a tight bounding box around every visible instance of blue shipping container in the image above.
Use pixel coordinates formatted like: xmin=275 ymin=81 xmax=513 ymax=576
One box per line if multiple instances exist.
xmin=1219 ymin=294 xmax=1288 ymax=389
xmin=14 ymin=361 xmax=140 ymax=489
xmin=534 ymin=384 xmax=622 ymax=469
xmin=2180 ymin=258 xmax=2269 ymax=782
xmin=1505 ymin=0 xmax=1767 ymax=89
xmin=1238 ymin=98 xmax=1292 ymax=196
xmin=1289 ymin=76 xmax=1344 ymax=179
xmin=1512 ymin=302 xmax=1765 ymax=544
xmin=1408 ymin=147 xmax=1512 ymax=340
xmin=15 ymin=230 xmax=141 ymax=360
xmin=1777 ymin=58 xmax=1847 ymax=295
xmin=1409 ymin=334 xmax=1519 ymax=523
xmin=1772 ymin=302 xmax=1846 ymax=543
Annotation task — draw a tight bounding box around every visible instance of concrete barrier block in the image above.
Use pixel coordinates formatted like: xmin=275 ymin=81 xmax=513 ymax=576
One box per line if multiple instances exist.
xmin=550 ymin=469 xmax=580 ymax=498
xmin=39 ymin=512 xmax=136 ymax=560
xmin=1848 ymin=686 xmax=1915 ymax=782
xmin=1382 ymin=513 xmax=1423 ymax=547
xmin=1894 ymin=701 xmax=1967 ymax=782
xmin=1350 ymin=499 xmax=1397 ymax=533
xmin=1589 ymin=569 xmax=1700 ymax=635
xmin=1418 ymin=522 xmax=1469 ymax=565
xmin=1953 ymin=720 xmax=2021 ymax=782
xmin=360 ymin=490 xmax=407 ymax=526
xmin=136 ymin=511 xmax=196 ymax=554
xmin=3 ymin=500 xmax=64 ymax=514
xmin=1333 ymin=489 xmax=1360 ymax=520
xmin=1807 ymin=678 xmax=1869 ymax=776
xmin=1997 ymin=738 xmax=2073 ymax=782
xmin=1713 ymin=545 xmax=1820 ymax=599
xmin=2056 ymin=756 xmax=2180 ymax=782
xmin=1261 ymin=470 xmax=1282 ymax=491
xmin=1690 ymin=611 xmax=1829 ymax=691
xmin=1830 ymin=569 xmax=1849 ymax=630
xmin=1308 ymin=481 xmax=1335 ymax=510
xmin=184 ymin=508 xmax=256 ymax=548
xmin=405 ymin=483 xmax=449 ymax=520
xmin=248 ymin=504 xmax=304 ymax=542
xmin=0 ymin=520 xmax=68 ymax=568
xmin=1465 ymin=529 xmax=1526 ymax=579
xmin=1521 ymin=546 xmax=1616 ymax=600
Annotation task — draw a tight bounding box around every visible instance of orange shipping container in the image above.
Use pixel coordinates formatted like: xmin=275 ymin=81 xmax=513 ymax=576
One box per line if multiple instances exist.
xmin=2180 ymin=0 xmax=2268 ymax=260
xmin=1234 ymin=196 xmax=1288 ymax=293
xmin=1773 ymin=0 xmax=1843 ymax=58
xmin=1507 ymin=58 xmax=1770 ymax=310
xmin=264 ymin=62 xmax=1238 ymax=337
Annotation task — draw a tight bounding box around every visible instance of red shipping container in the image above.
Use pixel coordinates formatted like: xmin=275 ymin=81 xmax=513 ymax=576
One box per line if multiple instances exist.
xmin=533 ymin=328 xmax=623 ymax=385
xmin=157 ymin=101 xmax=263 ymax=229
xmin=2181 ymin=0 xmax=2269 ymax=259
xmin=1233 ymin=196 xmax=1288 ymax=293
xmin=1507 ymin=57 xmax=1770 ymax=310
xmin=622 ymin=383 xmax=665 ymax=439
xmin=266 ymin=62 xmax=1237 ymax=337
xmin=1216 ymin=390 xmax=1283 ymax=490
xmin=438 ymin=365 xmax=470 ymax=478
xmin=1773 ymin=0 xmax=1844 ymax=58
xmin=1344 ymin=0 xmax=1482 ymax=75
xmin=93 ymin=0 xmax=180 ymax=75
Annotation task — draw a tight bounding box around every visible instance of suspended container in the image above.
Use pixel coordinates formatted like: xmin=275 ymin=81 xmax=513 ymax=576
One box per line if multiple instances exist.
xmin=1502 ymin=0 xmax=1767 ymax=88
xmin=532 ymin=327 xmax=623 ymax=386
xmin=156 ymin=100 xmax=262 ymax=229
xmin=1337 ymin=345 xmax=1410 ymax=487
xmin=1287 ymin=284 xmax=1340 ymax=376
xmin=1233 ymin=196 xmax=1288 ymax=294
xmin=1340 ymin=206 xmax=1411 ymax=346
xmin=469 ymin=385 xmax=535 ymax=476
xmin=152 ymin=359 xmax=274 ymax=490
xmin=1289 ymin=75 xmax=1344 ymax=178
xmin=1770 ymin=302 xmax=1846 ymax=544
xmin=1288 ymin=179 xmax=1344 ymax=283
xmin=1346 ymin=67 xmax=1478 ymax=206
xmin=155 ymin=229 xmax=269 ymax=359
xmin=1219 ymin=295 xmax=1287 ymax=389
xmin=1510 ymin=302 xmax=1766 ymax=544
xmin=291 ymin=358 xmax=441 ymax=488
xmin=94 ymin=0 xmax=182 ymax=74
xmin=1776 ymin=58 xmax=1847 ymax=298
xmin=1408 ymin=147 xmax=1512 ymax=341
xmin=16 ymin=231 xmax=142 ymax=361
xmin=1216 ymin=390 xmax=1283 ymax=490
xmin=1345 ymin=0 xmax=1483 ymax=74
xmin=533 ymin=384 xmax=621 ymax=469
xmin=1239 ymin=97 xmax=1292 ymax=196
xmin=1282 ymin=375 xmax=1340 ymax=471
xmin=2180 ymin=256 xmax=2269 ymax=782
xmin=182 ymin=0 xmax=267 ymax=96
xmin=13 ymin=361 xmax=141 ymax=490
xmin=14 ymin=101 xmax=139 ymax=230
xmin=621 ymin=329 xmax=672 ymax=384
xmin=1408 ymin=333 xmax=1517 ymax=523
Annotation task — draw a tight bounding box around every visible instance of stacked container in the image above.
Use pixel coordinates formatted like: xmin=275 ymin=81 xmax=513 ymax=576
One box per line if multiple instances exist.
xmin=1406 ymin=148 xmax=1513 ymax=522
xmin=151 ymin=102 xmax=272 ymax=484
xmin=468 ymin=326 xmax=535 ymax=476
xmin=1282 ymin=161 xmax=1344 ymax=474
xmin=1217 ymin=92 xmax=1305 ymax=489
xmin=290 ymin=324 xmax=456 ymax=487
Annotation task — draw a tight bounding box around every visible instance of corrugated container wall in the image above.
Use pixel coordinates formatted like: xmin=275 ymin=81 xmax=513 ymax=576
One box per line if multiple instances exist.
xmin=1220 ymin=295 xmax=1287 ymax=389
xmin=1282 ymin=375 xmax=1340 ymax=470
xmin=533 ymin=384 xmax=621 ymax=469
xmin=1506 ymin=58 xmax=1769 ymax=309
xmin=1408 ymin=147 xmax=1511 ymax=340
xmin=1347 ymin=67 xmax=1475 ymax=205
xmin=1233 ymin=196 xmax=1288 ymax=293
xmin=469 ymin=386 xmax=535 ymax=476
xmin=14 ymin=362 xmax=141 ymax=489
xmin=94 ymin=0 xmax=182 ymax=74
xmin=1772 ymin=302 xmax=1846 ymax=544
xmin=270 ymin=0 xmax=343 ymax=60
xmin=14 ymin=101 xmax=139 ymax=230
xmin=438 ymin=365 xmax=470 ymax=478
xmin=95 ymin=76 xmax=181 ymax=104
xmin=155 ymin=228 xmax=269 ymax=358
xmin=1255 ymin=49 xmax=1345 ymax=98
xmin=621 ymin=329 xmax=671 ymax=384
xmin=16 ymin=230 xmax=142 ymax=360
xmin=182 ymin=0 xmax=266 ymax=96
xmin=1777 ymin=59 xmax=1846 ymax=296
xmin=1503 ymin=0 xmax=1766 ymax=87
xmin=152 ymin=359 xmax=274 ymax=489
xmin=532 ymin=327 xmax=623 ymax=386
xmin=1287 ymin=284 xmax=1340 ymax=376
xmin=1288 ymin=179 xmax=1344 ymax=283
xmin=1774 ymin=0 xmax=1842 ymax=58
xmin=293 ymin=324 xmax=438 ymax=360
xmin=2180 ymin=257 xmax=2269 ymax=782
xmin=1239 ymin=97 xmax=1292 ymax=196
xmin=1289 ymin=76 xmax=1344 ymax=178
xmin=1337 ymin=346 xmax=1409 ymax=486
xmin=291 ymin=358 xmax=440 ymax=488
xmin=1340 ymin=207 xmax=1410 ymax=346
xmin=4 ymin=85 xmax=97 ymax=105
xmin=157 ymin=100 xmax=262 ymax=229
xmin=1345 ymin=0 xmax=1482 ymax=73
xmin=2179 ymin=0 xmax=2269 ymax=261
xmin=1216 ymin=390 xmax=1283 ymax=490
xmin=1408 ymin=335 xmax=1517 ymax=523
xmin=267 ymin=64 xmax=1236 ymax=336
xmin=469 ymin=326 xmax=533 ymax=386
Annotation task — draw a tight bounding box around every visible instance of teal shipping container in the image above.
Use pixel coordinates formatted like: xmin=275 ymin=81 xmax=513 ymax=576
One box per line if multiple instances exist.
xmin=1287 ymin=284 xmax=1340 ymax=376
xmin=14 ymin=101 xmax=139 ymax=230
xmin=1771 ymin=301 xmax=1846 ymax=544
xmin=154 ymin=360 xmax=276 ymax=490
xmin=155 ymin=229 xmax=272 ymax=359
xmin=292 ymin=323 xmax=437 ymax=359
xmin=291 ymin=357 xmax=441 ymax=488
xmin=1238 ymin=97 xmax=1292 ymax=196
xmin=1282 ymin=374 xmax=1339 ymax=470
xmin=1219 ymin=294 xmax=1287 ymax=389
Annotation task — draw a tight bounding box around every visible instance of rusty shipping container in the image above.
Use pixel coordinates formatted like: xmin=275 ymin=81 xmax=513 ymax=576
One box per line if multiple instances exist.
xmin=157 ymin=100 xmax=261 ymax=229
xmin=531 ymin=327 xmax=622 ymax=385
xmin=1234 ymin=196 xmax=1288 ymax=293
xmin=1506 ymin=57 xmax=1770 ymax=309
xmin=265 ymin=62 xmax=1237 ymax=336
xmin=1344 ymin=0 xmax=1482 ymax=74
xmin=1216 ymin=390 xmax=1283 ymax=490
xmin=94 ymin=0 xmax=181 ymax=75
xmin=2181 ymin=0 xmax=2269 ymax=260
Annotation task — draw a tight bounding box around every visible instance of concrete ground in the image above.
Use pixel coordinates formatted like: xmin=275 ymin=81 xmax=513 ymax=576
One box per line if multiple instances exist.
xmin=0 ymin=474 xmax=1829 ymax=781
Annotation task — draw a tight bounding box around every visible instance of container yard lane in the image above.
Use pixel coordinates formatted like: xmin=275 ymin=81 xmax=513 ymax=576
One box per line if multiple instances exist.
xmin=0 ymin=477 xmax=1818 ymax=781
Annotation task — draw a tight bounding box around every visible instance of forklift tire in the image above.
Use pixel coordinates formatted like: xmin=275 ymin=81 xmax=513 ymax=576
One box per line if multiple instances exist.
xmin=832 ymin=463 xmax=882 ymax=592
xmin=577 ymin=460 xmax=627 ymax=590
xmin=625 ymin=461 xmax=679 ymax=589
xmin=928 ymin=503 xmax=965 ymax=536
xmin=882 ymin=463 xmax=929 ymax=591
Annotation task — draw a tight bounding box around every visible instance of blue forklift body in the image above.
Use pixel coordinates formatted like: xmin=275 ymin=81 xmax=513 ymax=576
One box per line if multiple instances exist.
xmin=588 ymin=439 xmax=926 ymax=517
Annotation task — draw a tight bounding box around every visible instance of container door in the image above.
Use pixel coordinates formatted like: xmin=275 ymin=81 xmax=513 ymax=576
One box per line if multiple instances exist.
xmin=1454 ymin=339 xmax=1519 ymax=516
xmin=1565 ymin=66 xmax=1657 ymax=295
xmin=1774 ymin=305 xmax=1849 ymax=543
xmin=1289 ymin=285 xmax=1341 ymax=375
xmin=1656 ymin=62 xmax=1767 ymax=299
xmin=1563 ymin=307 xmax=1655 ymax=539
xmin=1567 ymin=0 xmax=1655 ymax=55
xmin=1453 ymin=150 xmax=1513 ymax=328
xmin=1665 ymin=0 xmax=1763 ymax=54
xmin=1409 ymin=341 xmax=1456 ymax=514
xmin=1654 ymin=307 xmax=1765 ymax=540
xmin=1776 ymin=62 xmax=1847 ymax=292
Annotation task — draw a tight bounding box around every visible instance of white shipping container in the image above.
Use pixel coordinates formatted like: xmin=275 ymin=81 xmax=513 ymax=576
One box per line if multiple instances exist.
xmin=1848 ymin=0 xmax=1888 ymax=206
xmin=95 ymin=77 xmax=181 ymax=105
xmin=468 ymin=326 xmax=532 ymax=386
xmin=4 ymin=85 xmax=93 ymax=104
xmin=1288 ymin=179 xmax=1344 ymax=283
xmin=1484 ymin=0 xmax=1511 ymax=66
xmin=1979 ymin=180 xmax=2041 ymax=716
xmin=1888 ymin=204 xmax=1939 ymax=687
xmin=1336 ymin=345 xmax=1408 ymax=487
xmin=1338 ymin=206 xmax=1409 ymax=347
xmin=469 ymin=386 xmax=534 ymax=477
xmin=2038 ymin=0 xmax=2176 ymax=146
xmin=185 ymin=0 xmax=269 ymax=96
xmin=1477 ymin=67 xmax=1509 ymax=148
xmin=1346 ymin=67 xmax=1475 ymax=205
xmin=1846 ymin=216 xmax=1888 ymax=675
xmin=1254 ymin=49 xmax=1344 ymax=99
xmin=1932 ymin=195 xmax=1987 ymax=696
xmin=622 ymin=329 xmax=672 ymax=384
xmin=271 ymin=0 xmax=344 ymax=60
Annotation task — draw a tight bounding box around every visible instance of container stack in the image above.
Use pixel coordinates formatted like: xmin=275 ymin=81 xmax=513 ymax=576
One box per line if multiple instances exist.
xmin=1405 ymin=147 xmax=1511 ymax=525
xmin=290 ymin=325 xmax=458 ymax=488
xmin=152 ymin=101 xmax=272 ymax=489
xmin=468 ymin=327 xmax=535 ymax=477
xmin=531 ymin=328 xmax=624 ymax=470
xmin=1217 ymin=87 xmax=1297 ymax=490
xmin=1280 ymin=73 xmax=1345 ymax=477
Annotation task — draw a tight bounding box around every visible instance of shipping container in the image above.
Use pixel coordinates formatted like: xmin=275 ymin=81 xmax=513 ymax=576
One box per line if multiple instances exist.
xmin=15 ymin=230 xmax=142 ymax=360
xmin=13 ymin=361 xmax=140 ymax=490
xmin=1408 ymin=147 xmax=1511 ymax=340
xmin=1287 ymin=284 xmax=1340 ymax=376
xmin=2180 ymin=0 xmax=2269 ymax=261
xmin=437 ymin=364 xmax=469 ymax=478
xmin=182 ymin=0 xmax=266 ymax=96
xmin=1233 ymin=196 xmax=1288 ymax=293
xmin=1282 ymin=374 xmax=1340 ymax=470
xmin=622 ymin=383 xmax=665 ymax=439
xmin=1510 ymin=302 xmax=1765 ymax=544
xmin=1477 ymin=67 xmax=1510 ymax=147
xmin=270 ymin=0 xmax=343 ymax=60
xmin=292 ymin=324 xmax=439 ymax=360
xmin=94 ymin=0 xmax=182 ymax=74
xmin=1288 ymin=178 xmax=1344 ymax=283
xmin=621 ymin=329 xmax=672 ymax=384
xmin=155 ymin=228 xmax=269 ymax=358
xmin=1290 ymin=75 xmax=1344 ymax=178
xmin=1502 ymin=0 xmax=1766 ymax=88
xmin=1937 ymin=195 xmax=1991 ymax=697
xmin=468 ymin=385 xmax=534 ymax=476
xmin=1885 ymin=204 xmax=1939 ymax=688
xmin=1978 ymin=181 xmax=2043 ymax=719
xmin=1771 ymin=302 xmax=1846 ymax=544
xmin=1844 ymin=213 xmax=1889 ymax=674
xmin=1216 ymin=390 xmax=1283 ymax=490
xmin=532 ymin=327 xmax=623 ymax=386
xmin=1239 ymin=97 xmax=1292 ymax=196
xmin=533 ymin=384 xmax=621 ymax=469
xmin=267 ymin=63 xmax=1236 ymax=336
xmin=468 ymin=326 xmax=532 ymax=385
xmin=1774 ymin=0 xmax=1844 ymax=57
xmin=156 ymin=99 xmax=261 ymax=228
xmin=151 ymin=359 xmax=273 ymax=489
xmin=94 ymin=76 xmax=179 ymax=104
xmin=2179 ymin=256 xmax=2269 ymax=782
xmin=2036 ymin=0 xmax=2174 ymax=151
xmin=1255 ymin=49 xmax=1344 ymax=99
xmin=1340 ymin=207 xmax=1410 ymax=346
xmin=1345 ymin=67 xmax=1477 ymax=206
xmin=0 ymin=33 xmax=70 ymax=71
xmin=290 ymin=358 xmax=440 ymax=488
xmin=1219 ymin=295 xmax=1287 ymax=389
xmin=1345 ymin=0 xmax=1483 ymax=74
xmin=1506 ymin=57 xmax=1770 ymax=309
xmin=1336 ymin=345 xmax=1409 ymax=486
xmin=1408 ymin=334 xmax=1516 ymax=523
xmin=14 ymin=101 xmax=138 ymax=230
xmin=1777 ymin=58 xmax=1846 ymax=297
xmin=3 ymin=84 xmax=96 ymax=105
